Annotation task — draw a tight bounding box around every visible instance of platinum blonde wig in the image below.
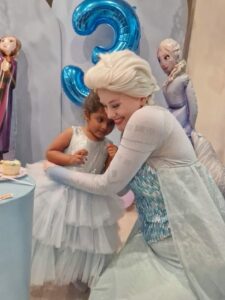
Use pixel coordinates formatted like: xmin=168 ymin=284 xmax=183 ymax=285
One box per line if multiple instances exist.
xmin=158 ymin=38 xmax=186 ymax=86
xmin=158 ymin=38 xmax=182 ymax=63
xmin=84 ymin=50 xmax=159 ymax=99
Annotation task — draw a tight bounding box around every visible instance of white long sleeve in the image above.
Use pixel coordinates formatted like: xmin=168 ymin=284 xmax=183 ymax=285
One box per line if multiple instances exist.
xmin=47 ymin=106 xmax=167 ymax=196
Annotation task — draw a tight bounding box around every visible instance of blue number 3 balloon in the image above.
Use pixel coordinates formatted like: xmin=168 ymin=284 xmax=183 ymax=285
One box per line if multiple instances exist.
xmin=62 ymin=0 xmax=141 ymax=106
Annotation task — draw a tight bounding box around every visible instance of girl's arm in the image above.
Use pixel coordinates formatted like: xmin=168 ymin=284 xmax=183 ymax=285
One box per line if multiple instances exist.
xmin=46 ymin=128 xmax=73 ymax=165
xmin=46 ymin=107 xmax=165 ymax=195
xmin=104 ymin=144 xmax=118 ymax=171
xmin=46 ymin=127 xmax=87 ymax=166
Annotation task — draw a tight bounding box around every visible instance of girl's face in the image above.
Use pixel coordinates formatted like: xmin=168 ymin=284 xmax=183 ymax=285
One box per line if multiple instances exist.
xmin=0 ymin=36 xmax=17 ymax=56
xmin=85 ymin=107 xmax=114 ymax=141
xmin=98 ymin=89 xmax=145 ymax=132
xmin=157 ymin=47 xmax=176 ymax=75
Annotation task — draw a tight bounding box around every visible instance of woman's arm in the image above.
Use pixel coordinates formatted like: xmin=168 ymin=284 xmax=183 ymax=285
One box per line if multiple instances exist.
xmin=46 ymin=107 xmax=165 ymax=196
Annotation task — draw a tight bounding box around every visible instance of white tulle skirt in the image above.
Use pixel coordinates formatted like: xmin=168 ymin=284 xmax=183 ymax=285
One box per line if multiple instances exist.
xmin=27 ymin=162 xmax=124 ymax=287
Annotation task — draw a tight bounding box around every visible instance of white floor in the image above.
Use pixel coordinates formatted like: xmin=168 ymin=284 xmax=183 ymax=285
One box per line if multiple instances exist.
xmin=30 ymin=205 xmax=138 ymax=300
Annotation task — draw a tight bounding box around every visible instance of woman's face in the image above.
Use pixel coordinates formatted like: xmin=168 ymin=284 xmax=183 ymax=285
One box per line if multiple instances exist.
xmin=157 ymin=47 xmax=176 ymax=75
xmin=98 ymin=89 xmax=145 ymax=132
xmin=0 ymin=36 xmax=17 ymax=56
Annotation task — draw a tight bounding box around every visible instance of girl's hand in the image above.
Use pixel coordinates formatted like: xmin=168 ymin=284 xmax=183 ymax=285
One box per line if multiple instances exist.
xmin=104 ymin=144 xmax=118 ymax=171
xmin=107 ymin=144 xmax=118 ymax=159
xmin=69 ymin=149 xmax=88 ymax=165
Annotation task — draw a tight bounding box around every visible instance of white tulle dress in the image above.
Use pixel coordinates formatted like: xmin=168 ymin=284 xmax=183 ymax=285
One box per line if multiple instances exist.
xmin=27 ymin=126 xmax=124 ymax=287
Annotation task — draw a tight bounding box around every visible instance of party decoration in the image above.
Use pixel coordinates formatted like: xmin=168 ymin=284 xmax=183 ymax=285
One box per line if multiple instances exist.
xmin=72 ymin=0 xmax=141 ymax=64
xmin=62 ymin=0 xmax=141 ymax=106
xmin=0 ymin=36 xmax=21 ymax=158
xmin=61 ymin=66 xmax=89 ymax=106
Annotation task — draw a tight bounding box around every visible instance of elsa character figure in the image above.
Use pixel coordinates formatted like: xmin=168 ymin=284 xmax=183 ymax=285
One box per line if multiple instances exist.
xmin=157 ymin=38 xmax=197 ymax=139
xmin=45 ymin=50 xmax=225 ymax=299
xmin=0 ymin=36 xmax=21 ymax=159
xmin=27 ymin=91 xmax=123 ymax=290
xmin=157 ymin=38 xmax=225 ymax=197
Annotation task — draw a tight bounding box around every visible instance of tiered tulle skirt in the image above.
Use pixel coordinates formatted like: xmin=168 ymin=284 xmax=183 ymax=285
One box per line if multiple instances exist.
xmin=27 ymin=162 xmax=124 ymax=287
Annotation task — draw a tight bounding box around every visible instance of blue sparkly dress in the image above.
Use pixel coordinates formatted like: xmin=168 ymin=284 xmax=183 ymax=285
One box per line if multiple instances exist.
xmin=47 ymin=106 xmax=225 ymax=300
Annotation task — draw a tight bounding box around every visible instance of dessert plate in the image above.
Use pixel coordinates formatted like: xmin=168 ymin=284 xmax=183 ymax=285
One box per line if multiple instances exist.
xmin=0 ymin=167 xmax=27 ymax=181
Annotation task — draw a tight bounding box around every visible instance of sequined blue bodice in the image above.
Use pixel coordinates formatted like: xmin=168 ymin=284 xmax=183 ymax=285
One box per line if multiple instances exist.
xmin=129 ymin=163 xmax=171 ymax=244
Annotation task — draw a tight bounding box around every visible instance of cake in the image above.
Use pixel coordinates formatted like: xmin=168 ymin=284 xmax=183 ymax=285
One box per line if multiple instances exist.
xmin=1 ymin=160 xmax=21 ymax=176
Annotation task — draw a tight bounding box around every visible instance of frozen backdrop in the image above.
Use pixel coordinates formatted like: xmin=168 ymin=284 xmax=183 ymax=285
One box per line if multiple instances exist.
xmin=0 ymin=0 xmax=188 ymax=164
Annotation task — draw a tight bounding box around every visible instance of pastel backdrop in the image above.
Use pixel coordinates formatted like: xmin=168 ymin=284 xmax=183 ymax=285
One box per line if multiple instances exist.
xmin=0 ymin=0 xmax=61 ymax=164
xmin=187 ymin=0 xmax=225 ymax=163
xmin=0 ymin=0 xmax=188 ymax=164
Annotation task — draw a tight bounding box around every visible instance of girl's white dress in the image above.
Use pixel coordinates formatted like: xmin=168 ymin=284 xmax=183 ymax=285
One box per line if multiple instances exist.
xmin=27 ymin=126 xmax=124 ymax=286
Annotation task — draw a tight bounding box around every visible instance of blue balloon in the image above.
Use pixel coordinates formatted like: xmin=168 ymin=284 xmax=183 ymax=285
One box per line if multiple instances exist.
xmin=72 ymin=0 xmax=141 ymax=64
xmin=62 ymin=0 xmax=141 ymax=106
xmin=61 ymin=66 xmax=89 ymax=106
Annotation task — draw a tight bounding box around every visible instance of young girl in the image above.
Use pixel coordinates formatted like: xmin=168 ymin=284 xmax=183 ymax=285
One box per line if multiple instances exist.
xmin=27 ymin=91 xmax=123 ymax=288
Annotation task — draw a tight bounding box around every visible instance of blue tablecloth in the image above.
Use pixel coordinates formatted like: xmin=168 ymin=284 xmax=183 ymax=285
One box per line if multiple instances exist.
xmin=0 ymin=175 xmax=35 ymax=300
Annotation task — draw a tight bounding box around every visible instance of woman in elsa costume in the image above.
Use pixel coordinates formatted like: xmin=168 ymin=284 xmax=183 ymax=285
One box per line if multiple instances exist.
xmin=157 ymin=38 xmax=225 ymax=197
xmin=45 ymin=50 xmax=225 ymax=300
